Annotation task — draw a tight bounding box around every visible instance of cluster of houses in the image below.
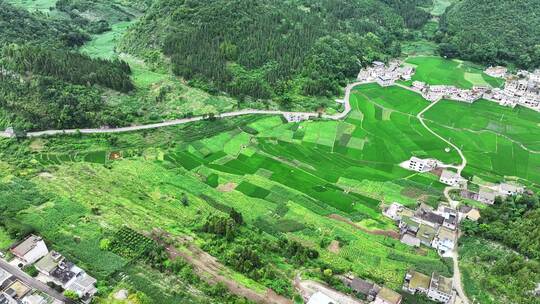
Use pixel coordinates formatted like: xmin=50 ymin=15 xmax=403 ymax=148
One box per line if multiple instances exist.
xmin=384 ymin=202 xmax=467 ymax=256
xmin=3 ymin=235 xmax=97 ymax=304
xmin=307 ymin=277 xmax=404 ymax=304
xmin=402 ymin=157 xmax=467 ymax=188
xmin=0 ymin=268 xmax=59 ymax=304
xmin=359 ymin=61 xmax=540 ymax=113
xmin=484 ymin=66 xmax=540 ymax=111
xmin=403 ymin=270 xmax=455 ymax=304
xmin=410 ymin=81 xmax=486 ymax=103
xmin=357 ymin=60 xmax=415 ymax=87
xmin=461 ymin=182 xmax=524 ymax=205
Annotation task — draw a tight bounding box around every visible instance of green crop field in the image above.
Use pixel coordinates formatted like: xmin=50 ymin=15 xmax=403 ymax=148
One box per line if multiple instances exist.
xmin=2 ymin=78 xmax=539 ymax=302
xmin=425 ymin=99 xmax=540 ymax=184
xmin=405 ymin=56 xmax=505 ymax=89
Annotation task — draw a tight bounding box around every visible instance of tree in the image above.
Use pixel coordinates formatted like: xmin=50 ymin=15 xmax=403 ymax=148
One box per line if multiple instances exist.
xmin=63 ymin=290 xmax=79 ymax=301
xmin=229 ymin=208 xmax=244 ymax=225
xmin=181 ymin=193 xmax=189 ymax=206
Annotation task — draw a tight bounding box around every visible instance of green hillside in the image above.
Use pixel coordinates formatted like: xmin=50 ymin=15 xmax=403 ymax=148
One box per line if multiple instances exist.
xmin=119 ymin=0 xmax=431 ymax=104
xmin=438 ymin=0 xmax=540 ymax=69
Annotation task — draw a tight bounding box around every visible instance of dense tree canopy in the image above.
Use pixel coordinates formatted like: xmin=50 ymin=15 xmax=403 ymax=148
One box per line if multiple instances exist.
xmin=438 ymin=0 xmax=540 ymax=69
xmin=121 ymin=0 xmax=430 ymax=102
xmin=0 ymin=2 xmax=88 ymax=48
xmin=3 ymin=45 xmax=134 ymax=92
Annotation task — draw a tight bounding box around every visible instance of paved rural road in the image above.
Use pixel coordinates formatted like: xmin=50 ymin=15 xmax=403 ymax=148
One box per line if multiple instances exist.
xmin=417 ymin=98 xmax=471 ymax=304
xmin=0 ymin=82 xmax=363 ymax=139
xmin=0 ymin=259 xmax=68 ymax=302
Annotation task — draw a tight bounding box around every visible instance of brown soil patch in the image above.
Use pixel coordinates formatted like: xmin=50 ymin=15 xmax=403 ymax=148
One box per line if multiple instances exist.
xmin=109 ymin=151 xmax=122 ymax=160
xmin=401 ymin=187 xmax=423 ymax=199
xmin=152 ymin=230 xmax=292 ymax=304
xmin=328 ymin=214 xmax=400 ymax=240
xmin=217 ymin=182 xmax=238 ymax=192
xmin=431 ymin=167 xmax=444 ymax=177
xmin=327 ymin=240 xmax=341 ymax=254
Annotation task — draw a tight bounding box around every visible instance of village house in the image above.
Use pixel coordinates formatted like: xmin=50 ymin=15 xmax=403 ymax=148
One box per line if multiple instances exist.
xmin=439 ymin=170 xmax=466 ymax=188
xmin=415 ymin=207 xmax=445 ymax=228
xmin=383 ymin=203 xmax=404 ymax=221
xmin=484 ymin=66 xmax=507 ymax=78
xmin=306 ymin=292 xmax=336 ymax=304
xmin=403 ymin=270 xmax=431 ymax=294
xmin=399 ymin=67 xmax=414 ymax=81
xmin=0 ymin=292 xmax=17 ymax=304
xmin=377 ymin=75 xmax=395 ymax=87
xmin=431 ymin=227 xmax=457 ymax=255
xmin=427 ymin=273 xmax=454 ymax=304
xmin=2 ymin=279 xmax=32 ymax=302
xmin=10 ymin=235 xmax=49 ymax=266
xmin=477 ymin=187 xmax=496 ymax=204
xmin=416 ymin=224 xmax=438 ymax=247
xmin=283 ymin=113 xmax=312 ymax=123
xmin=498 ymin=183 xmax=524 ymax=197
xmin=412 ymin=81 xmax=426 ymax=91
xmin=342 ymin=276 xmax=380 ymax=301
xmin=403 ymin=157 xmax=438 ymax=173
xmin=435 ymin=206 xmax=458 ymax=230
xmin=403 ymin=271 xmax=454 ymax=304
xmin=35 ymin=251 xmax=97 ymax=303
xmin=373 ymin=287 xmax=402 ymax=304
xmin=0 ymin=269 xmax=11 ymax=287
xmin=458 ymin=205 xmax=481 ymax=222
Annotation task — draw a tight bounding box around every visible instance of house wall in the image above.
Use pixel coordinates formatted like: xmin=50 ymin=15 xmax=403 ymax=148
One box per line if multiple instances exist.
xmin=22 ymin=242 xmax=48 ymax=264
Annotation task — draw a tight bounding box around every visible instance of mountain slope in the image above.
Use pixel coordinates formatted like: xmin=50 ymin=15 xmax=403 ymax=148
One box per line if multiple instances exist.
xmin=120 ymin=0 xmax=430 ymax=105
xmin=438 ymin=0 xmax=540 ymax=69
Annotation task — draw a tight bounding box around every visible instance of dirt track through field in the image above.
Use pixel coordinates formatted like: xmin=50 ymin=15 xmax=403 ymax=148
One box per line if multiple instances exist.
xmin=328 ymin=214 xmax=400 ymax=239
xmin=156 ymin=233 xmax=292 ymax=304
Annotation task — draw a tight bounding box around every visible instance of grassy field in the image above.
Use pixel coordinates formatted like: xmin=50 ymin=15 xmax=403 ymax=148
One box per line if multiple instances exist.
xmin=0 ymin=227 xmax=12 ymax=250
xmin=405 ymin=57 xmax=505 ymax=89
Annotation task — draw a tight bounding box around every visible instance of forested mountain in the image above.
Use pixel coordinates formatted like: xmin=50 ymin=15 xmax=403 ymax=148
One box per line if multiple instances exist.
xmin=3 ymin=45 xmax=134 ymax=93
xmin=120 ymin=0 xmax=431 ymax=103
xmin=437 ymin=0 xmax=540 ymax=69
xmin=0 ymin=2 xmax=135 ymax=130
xmin=0 ymin=2 xmax=88 ymax=48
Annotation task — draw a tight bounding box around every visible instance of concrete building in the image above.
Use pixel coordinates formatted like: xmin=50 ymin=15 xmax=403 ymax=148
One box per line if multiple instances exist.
xmin=427 ymin=273 xmax=454 ymax=304
xmin=341 ymin=276 xmax=380 ymax=301
xmin=498 ymin=183 xmax=524 ymax=197
xmin=477 ymin=187 xmax=496 ymax=204
xmin=432 ymin=227 xmax=456 ymax=255
xmin=403 ymin=270 xmax=430 ymax=294
xmin=10 ymin=235 xmax=48 ymax=265
xmin=307 ymin=292 xmax=337 ymax=304
xmin=373 ymin=287 xmax=402 ymax=304
xmin=484 ymin=66 xmax=507 ymax=78
xmin=439 ymin=170 xmax=466 ymax=187
xmin=404 ymin=157 xmax=437 ymax=173
xmin=383 ymin=203 xmax=404 ymax=221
